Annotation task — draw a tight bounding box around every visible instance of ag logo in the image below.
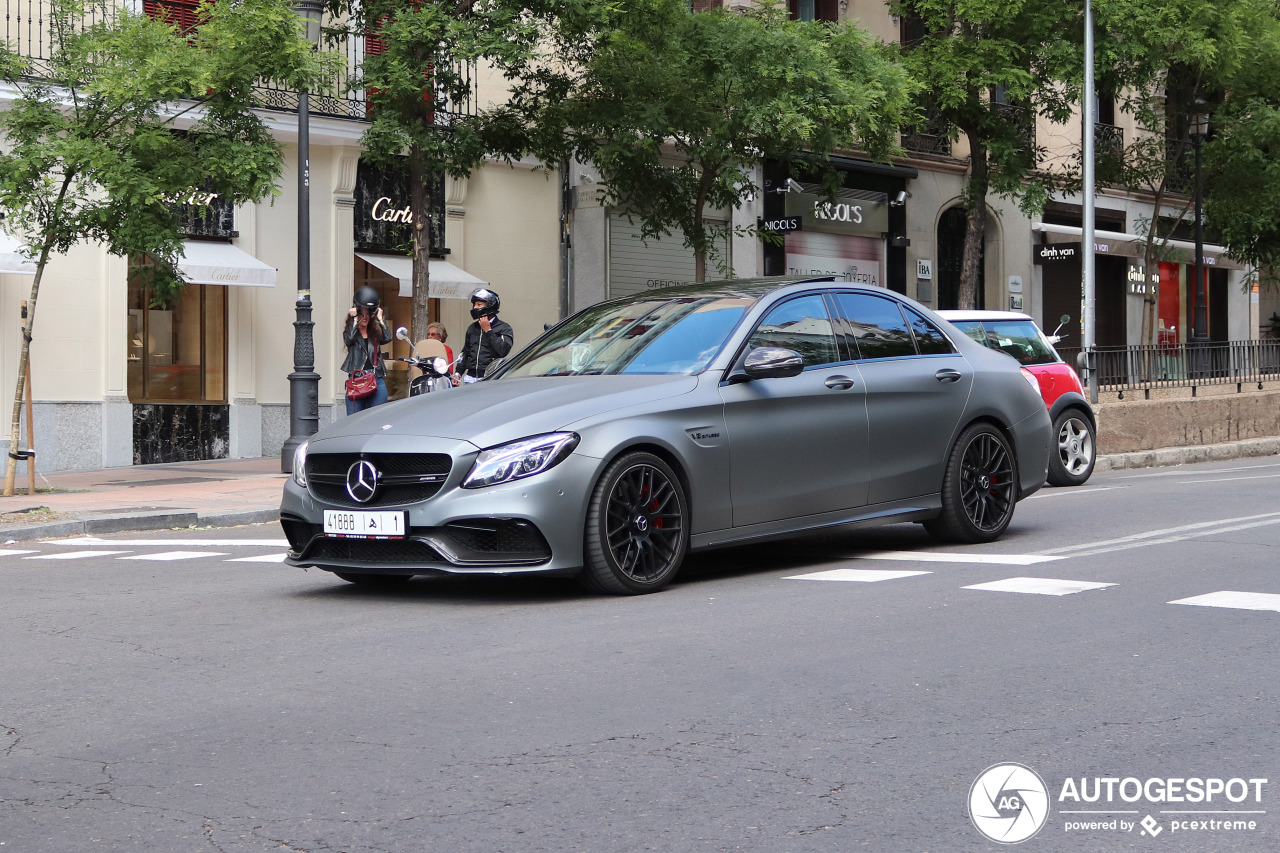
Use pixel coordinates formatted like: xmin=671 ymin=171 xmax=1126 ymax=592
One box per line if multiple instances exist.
xmin=969 ymin=763 xmax=1050 ymax=844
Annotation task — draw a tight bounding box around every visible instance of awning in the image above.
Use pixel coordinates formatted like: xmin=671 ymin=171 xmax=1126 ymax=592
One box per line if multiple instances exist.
xmin=356 ymin=252 xmax=487 ymax=300
xmin=0 ymin=230 xmax=37 ymax=276
xmin=1032 ymin=223 xmax=1246 ymax=270
xmin=178 ymin=240 xmax=276 ymax=287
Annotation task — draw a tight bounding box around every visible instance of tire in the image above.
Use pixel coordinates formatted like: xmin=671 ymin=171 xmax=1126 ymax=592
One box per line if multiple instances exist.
xmin=581 ymin=452 xmax=689 ymax=595
xmin=334 ymin=572 xmax=413 ymax=588
xmin=923 ymin=422 xmax=1019 ymax=543
xmin=1047 ymin=409 xmax=1096 ymax=487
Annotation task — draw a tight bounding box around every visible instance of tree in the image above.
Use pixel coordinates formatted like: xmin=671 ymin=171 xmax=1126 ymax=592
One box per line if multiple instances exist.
xmin=534 ymin=0 xmax=914 ymax=282
xmin=892 ymin=0 xmax=1085 ymax=308
xmin=333 ymin=0 xmax=605 ymax=338
xmin=0 ymin=0 xmax=337 ymax=494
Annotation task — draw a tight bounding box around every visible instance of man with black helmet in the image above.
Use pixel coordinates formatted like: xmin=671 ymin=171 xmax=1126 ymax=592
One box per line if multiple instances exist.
xmin=454 ymin=287 xmax=514 ymax=384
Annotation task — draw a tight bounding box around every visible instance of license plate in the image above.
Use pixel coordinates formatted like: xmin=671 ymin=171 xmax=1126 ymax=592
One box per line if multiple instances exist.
xmin=323 ymin=510 xmax=407 ymax=539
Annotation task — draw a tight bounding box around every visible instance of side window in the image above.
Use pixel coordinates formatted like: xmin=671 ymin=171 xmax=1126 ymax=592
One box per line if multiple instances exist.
xmin=834 ymin=293 xmax=916 ymax=360
xmin=904 ymin=307 xmax=956 ymax=354
xmin=746 ymin=294 xmax=839 ymax=368
xmin=948 ymin=320 xmax=993 ymax=348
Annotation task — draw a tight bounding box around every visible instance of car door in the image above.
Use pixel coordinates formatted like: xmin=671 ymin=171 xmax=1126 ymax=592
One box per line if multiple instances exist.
xmin=719 ymin=293 xmax=869 ymax=527
xmin=833 ymin=292 xmax=972 ymax=505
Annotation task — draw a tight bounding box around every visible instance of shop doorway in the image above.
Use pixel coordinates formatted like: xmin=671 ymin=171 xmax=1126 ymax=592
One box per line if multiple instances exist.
xmin=936 ymin=207 xmax=984 ymax=310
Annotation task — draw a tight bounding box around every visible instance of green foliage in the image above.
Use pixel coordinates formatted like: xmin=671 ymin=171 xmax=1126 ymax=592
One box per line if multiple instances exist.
xmin=530 ymin=0 xmax=913 ymax=279
xmin=0 ymin=0 xmax=338 ymax=302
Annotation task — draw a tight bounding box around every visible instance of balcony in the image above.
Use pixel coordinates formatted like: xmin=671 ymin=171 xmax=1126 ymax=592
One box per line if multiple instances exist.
xmin=992 ymin=101 xmax=1035 ymax=153
xmin=2 ymin=0 xmax=475 ymax=125
xmin=901 ymin=102 xmax=952 ymax=157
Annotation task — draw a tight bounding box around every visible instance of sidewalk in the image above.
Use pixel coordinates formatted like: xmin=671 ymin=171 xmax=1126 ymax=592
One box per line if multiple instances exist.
xmin=0 ymin=456 xmax=286 ymax=542
xmin=0 ymin=435 xmax=1276 ymax=543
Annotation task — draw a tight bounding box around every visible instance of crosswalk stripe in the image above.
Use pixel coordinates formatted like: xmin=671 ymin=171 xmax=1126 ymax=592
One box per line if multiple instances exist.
xmin=0 ymin=550 xmax=39 ymax=557
xmin=786 ymin=568 xmax=931 ymax=583
xmin=853 ymin=550 xmax=1063 ymax=565
xmin=1169 ymin=591 xmax=1280 ymax=612
xmin=25 ymin=550 xmax=131 ymax=560
xmin=226 ymin=553 xmax=288 ymax=563
xmin=963 ymin=577 xmax=1116 ymax=596
xmin=53 ymin=537 xmax=289 ymax=547
xmin=121 ymin=551 xmax=227 ymax=561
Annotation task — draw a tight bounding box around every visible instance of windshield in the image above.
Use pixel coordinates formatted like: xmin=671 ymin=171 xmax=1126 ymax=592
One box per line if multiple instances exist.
xmin=496 ymin=295 xmax=755 ymax=378
xmin=949 ymin=319 xmax=1058 ymax=365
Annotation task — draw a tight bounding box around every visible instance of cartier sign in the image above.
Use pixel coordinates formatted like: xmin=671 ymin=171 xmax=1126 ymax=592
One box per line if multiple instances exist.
xmin=371 ymin=197 xmax=413 ymax=223
xmin=354 ymin=158 xmax=443 ymax=254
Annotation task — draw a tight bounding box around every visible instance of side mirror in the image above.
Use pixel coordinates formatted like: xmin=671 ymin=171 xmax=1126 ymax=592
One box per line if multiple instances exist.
xmin=741 ymin=347 xmax=804 ymax=380
xmin=1060 ymin=314 xmax=1071 ymax=325
xmin=483 ymin=357 xmax=506 ymax=378
xmin=395 ymin=326 xmax=410 ymax=341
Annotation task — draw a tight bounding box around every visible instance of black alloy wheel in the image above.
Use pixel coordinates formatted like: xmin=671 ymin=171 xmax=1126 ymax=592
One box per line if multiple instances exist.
xmin=582 ymin=452 xmax=689 ymax=595
xmin=924 ymin=422 xmax=1019 ymax=543
xmin=1047 ymin=410 xmax=1096 ymax=486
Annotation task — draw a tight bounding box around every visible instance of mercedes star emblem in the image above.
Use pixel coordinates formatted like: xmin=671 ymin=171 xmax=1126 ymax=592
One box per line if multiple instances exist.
xmin=345 ymin=460 xmax=379 ymax=503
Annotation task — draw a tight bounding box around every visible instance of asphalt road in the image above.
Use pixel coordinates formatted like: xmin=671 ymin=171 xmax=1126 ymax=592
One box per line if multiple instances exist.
xmin=2 ymin=456 xmax=1278 ymax=852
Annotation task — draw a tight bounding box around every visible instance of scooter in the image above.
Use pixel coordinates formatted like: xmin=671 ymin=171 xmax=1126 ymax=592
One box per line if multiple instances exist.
xmin=395 ymin=327 xmax=460 ymax=396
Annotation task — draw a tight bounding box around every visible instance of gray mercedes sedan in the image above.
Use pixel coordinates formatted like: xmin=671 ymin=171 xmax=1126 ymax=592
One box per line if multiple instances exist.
xmin=281 ymin=277 xmax=1051 ymax=594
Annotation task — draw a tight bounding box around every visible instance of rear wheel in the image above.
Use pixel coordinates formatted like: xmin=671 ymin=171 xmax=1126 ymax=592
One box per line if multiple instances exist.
xmin=581 ymin=452 xmax=689 ymax=595
xmin=924 ymin=422 xmax=1019 ymax=543
xmin=1047 ymin=410 xmax=1095 ymax=486
xmin=334 ymin=572 xmax=413 ymax=588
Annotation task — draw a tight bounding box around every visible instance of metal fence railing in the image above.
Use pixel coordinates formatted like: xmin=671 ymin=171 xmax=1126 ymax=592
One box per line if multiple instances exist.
xmin=1057 ymin=339 xmax=1280 ymax=398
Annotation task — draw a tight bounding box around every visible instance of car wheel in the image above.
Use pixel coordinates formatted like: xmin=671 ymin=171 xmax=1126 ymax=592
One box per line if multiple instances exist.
xmin=582 ymin=452 xmax=689 ymax=595
xmin=924 ymin=422 xmax=1019 ymax=543
xmin=334 ymin=572 xmax=413 ymax=588
xmin=1047 ymin=410 xmax=1096 ymax=487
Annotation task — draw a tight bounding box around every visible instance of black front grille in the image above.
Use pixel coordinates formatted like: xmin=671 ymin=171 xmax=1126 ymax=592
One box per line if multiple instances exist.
xmin=442 ymin=520 xmax=550 ymax=561
xmin=307 ymin=452 xmax=453 ymax=507
xmin=303 ymin=537 xmax=447 ymax=565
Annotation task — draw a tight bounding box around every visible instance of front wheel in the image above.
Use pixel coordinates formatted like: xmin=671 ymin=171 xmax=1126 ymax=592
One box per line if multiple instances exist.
xmin=581 ymin=452 xmax=689 ymax=595
xmin=1047 ymin=410 xmax=1095 ymax=486
xmin=924 ymin=422 xmax=1019 ymax=543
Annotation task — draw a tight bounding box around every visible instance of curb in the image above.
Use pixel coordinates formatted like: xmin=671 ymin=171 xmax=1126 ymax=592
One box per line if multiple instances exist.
xmin=1097 ymin=437 xmax=1280 ymax=472
xmin=1 ymin=507 xmax=279 ymax=543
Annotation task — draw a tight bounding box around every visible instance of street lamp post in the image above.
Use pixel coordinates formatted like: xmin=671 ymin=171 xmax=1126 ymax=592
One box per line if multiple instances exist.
xmin=282 ymin=0 xmax=324 ymax=474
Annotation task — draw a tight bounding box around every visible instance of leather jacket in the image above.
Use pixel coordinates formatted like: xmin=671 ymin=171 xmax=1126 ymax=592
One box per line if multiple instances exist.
xmin=458 ymin=316 xmax=514 ymax=379
xmin=341 ymin=320 xmax=393 ymax=378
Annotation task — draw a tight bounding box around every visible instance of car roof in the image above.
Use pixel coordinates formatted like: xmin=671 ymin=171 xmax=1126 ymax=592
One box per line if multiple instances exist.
xmin=936 ymin=310 xmax=1035 ymax=322
xmin=597 ymin=275 xmax=896 ymax=304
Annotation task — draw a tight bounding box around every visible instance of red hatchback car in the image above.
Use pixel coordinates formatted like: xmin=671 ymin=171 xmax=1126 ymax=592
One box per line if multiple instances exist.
xmin=938 ymin=310 xmax=1096 ymax=486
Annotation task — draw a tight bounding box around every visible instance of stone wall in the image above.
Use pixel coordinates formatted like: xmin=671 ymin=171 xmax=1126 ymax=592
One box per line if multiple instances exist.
xmin=1095 ymin=390 xmax=1280 ymax=454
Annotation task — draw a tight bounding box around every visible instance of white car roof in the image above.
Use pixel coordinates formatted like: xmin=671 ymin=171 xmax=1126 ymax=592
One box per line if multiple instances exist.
xmin=936 ymin=310 xmax=1035 ymax=322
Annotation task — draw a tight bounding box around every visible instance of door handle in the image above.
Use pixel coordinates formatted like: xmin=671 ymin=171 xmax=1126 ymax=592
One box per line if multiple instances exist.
xmin=824 ymin=375 xmax=855 ymax=390
xmin=935 ymin=368 xmax=962 ymax=383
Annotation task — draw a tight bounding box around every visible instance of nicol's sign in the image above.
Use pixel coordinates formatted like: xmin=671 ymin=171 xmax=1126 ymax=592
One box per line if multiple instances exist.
xmin=759 ymin=216 xmax=802 ymax=233
xmin=1035 ymin=242 xmax=1082 ymax=264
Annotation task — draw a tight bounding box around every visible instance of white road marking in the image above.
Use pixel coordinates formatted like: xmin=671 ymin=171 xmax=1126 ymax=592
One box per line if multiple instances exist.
xmin=25 ymin=550 xmax=131 ymax=560
xmin=1045 ymin=511 xmax=1280 ymax=558
xmin=121 ymin=551 xmax=227 ymax=561
xmin=854 ymin=550 xmax=1063 ymax=565
xmin=964 ymin=577 xmax=1116 ymax=596
xmin=0 ymin=550 xmax=39 ymax=557
xmin=226 ymin=553 xmax=288 ymax=563
xmin=52 ymin=537 xmax=289 ymax=547
xmin=786 ymin=568 xmax=931 ymax=583
xmin=1027 ymin=487 xmax=1115 ymax=499
xmin=1119 ymin=462 xmax=1280 ymax=479
xmin=1169 ymin=591 xmax=1280 ymax=612
xmin=1177 ymin=473 xmax=1280 ymax=485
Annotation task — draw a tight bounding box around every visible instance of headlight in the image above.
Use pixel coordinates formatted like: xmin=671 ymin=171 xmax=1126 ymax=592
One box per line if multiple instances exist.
xmin=292 ymin=440 xmax=309 ymax=487
xmin=462 ymin=433 xmax=579 ymax=489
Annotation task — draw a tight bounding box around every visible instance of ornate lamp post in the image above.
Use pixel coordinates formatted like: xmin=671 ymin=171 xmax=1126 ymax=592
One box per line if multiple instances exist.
xmin=282 ymin=0 xmax=324 ymax=473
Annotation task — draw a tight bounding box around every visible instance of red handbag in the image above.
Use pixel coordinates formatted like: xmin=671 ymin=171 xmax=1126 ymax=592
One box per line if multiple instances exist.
xmin=345 ymin=370 xmax=377 ymax=400
xmin=345 ymin=343 xmax=380 ymax=400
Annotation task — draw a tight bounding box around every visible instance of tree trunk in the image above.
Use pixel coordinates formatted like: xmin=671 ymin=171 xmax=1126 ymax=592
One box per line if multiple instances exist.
xmin=409 ymin=144 xmax=431 ymax=342
xmin=4 ymin=248 xmax=52 ymax=496
xmin=958 ymin=131 xmax=989 ymax=310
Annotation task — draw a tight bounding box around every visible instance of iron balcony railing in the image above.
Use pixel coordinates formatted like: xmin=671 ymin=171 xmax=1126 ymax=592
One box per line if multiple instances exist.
xmin=1057 ymin=339 xmax=1280 ymax=398
xmin=3 ymin=1 xmax=475 ymax=124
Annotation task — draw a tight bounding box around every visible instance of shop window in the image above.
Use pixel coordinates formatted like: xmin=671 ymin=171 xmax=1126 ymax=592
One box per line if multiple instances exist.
xmin=789 ymin=1 xmax=839 ymax=22
xmin=127 ymin=258 xmax=226 ymax=404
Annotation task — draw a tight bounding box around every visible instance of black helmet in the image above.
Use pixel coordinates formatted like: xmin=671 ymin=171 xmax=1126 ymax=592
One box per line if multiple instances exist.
xmin=353 ymin=285 xmax=380 ymax=312
xmin=469 ymin=287 xmax=500 ymax=320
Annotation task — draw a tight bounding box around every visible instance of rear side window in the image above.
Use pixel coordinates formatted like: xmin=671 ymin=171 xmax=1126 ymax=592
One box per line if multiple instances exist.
xmin=833 ymin=293 xmax=916 ymax=360
xmin=903 ymin=307 xmax=955 ymax=355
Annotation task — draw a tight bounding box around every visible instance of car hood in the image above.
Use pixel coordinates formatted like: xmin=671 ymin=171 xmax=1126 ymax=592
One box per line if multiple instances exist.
xmin=321 ymin=375 xmax=699 ymax=447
